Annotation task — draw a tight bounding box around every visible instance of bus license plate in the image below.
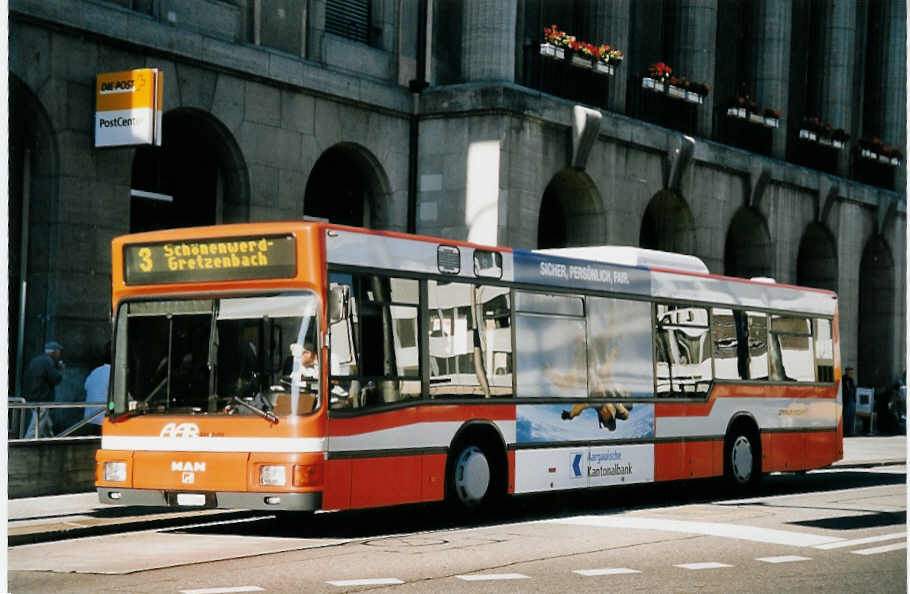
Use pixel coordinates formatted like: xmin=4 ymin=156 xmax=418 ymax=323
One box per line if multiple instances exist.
xmin=176 ymin=493 xmax=206 ymax=506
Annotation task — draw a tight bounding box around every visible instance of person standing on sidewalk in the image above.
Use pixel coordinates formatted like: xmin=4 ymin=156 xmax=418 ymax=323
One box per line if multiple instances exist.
xmin=23 ymin=341 xmax=65 ymax=438
xmin=843 ymin=366 xmax=857 ymax=437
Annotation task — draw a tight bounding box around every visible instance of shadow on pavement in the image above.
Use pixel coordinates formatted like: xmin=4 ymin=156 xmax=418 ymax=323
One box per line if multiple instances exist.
xmin=169 ymin=465 xmax=906 ymax=540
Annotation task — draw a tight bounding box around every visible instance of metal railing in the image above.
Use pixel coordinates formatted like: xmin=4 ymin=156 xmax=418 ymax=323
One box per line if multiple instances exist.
xmin=8 ymin=399 xmax=105 ymax=441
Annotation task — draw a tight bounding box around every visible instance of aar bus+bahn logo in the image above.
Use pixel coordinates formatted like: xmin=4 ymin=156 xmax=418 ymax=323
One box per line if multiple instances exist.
xmin=160 ymin=422 xmax=200 ymax=438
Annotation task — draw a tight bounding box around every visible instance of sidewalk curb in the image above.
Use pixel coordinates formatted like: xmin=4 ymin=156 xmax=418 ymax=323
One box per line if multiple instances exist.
xmin=8 ymin=510 xmax=264 ymax=547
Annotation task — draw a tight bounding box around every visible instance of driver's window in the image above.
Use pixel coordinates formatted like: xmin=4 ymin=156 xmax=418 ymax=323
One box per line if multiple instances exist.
xmin=217 ymin=295 xmax=319 ymax=415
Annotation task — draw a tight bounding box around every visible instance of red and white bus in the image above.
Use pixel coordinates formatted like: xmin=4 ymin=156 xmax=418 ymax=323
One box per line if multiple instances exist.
xmin=96 ymin=221 xmax=842 ymax=513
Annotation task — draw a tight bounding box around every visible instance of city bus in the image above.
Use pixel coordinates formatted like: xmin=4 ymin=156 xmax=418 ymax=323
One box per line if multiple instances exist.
xmin=96 ymin=221 xmax=842 ymax=513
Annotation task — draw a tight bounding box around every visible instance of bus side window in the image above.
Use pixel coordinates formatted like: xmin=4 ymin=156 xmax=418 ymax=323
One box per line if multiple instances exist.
xmin=814 ymin=319 xmax=834 ymax=382
xmin=654 ymin=303 xmax=711 ymax=397
xmin=712 ymin=308 xmax=740 ymax=380
xmin=769 ymin=315 xmax=814 ymax=382
xmin=329 ymin=274 xmax=421 ymax=410
xmin=428 ymin=281 xmax=512 ymax=398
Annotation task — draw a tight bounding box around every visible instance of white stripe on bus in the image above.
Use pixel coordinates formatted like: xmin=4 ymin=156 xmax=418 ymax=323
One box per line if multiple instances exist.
xmin=327 ymin=420 xmax=516 ymax=452
xmin=101 ymin=436 xmax=326 ymax=453
xmin=656 ymin=397 xmax=838 ymax=438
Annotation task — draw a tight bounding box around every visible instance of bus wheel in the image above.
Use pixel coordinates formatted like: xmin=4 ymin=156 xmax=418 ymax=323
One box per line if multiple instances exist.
xmin=725 ymin=429 xmax=761 ymax=491
xmin=449 ymin=444 xmax=492 ymax=511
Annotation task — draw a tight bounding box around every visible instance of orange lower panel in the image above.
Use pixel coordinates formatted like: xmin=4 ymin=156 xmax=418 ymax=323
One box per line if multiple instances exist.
xmin=324 ymin=454 xmax=449 ymax=511
xmin=133 ymin=451 xmax=248 ymax=491
xmin=806 ymin=431 xmax=840 ymax=468
xmin=323 ymin=459 xmax=352 ymax=510
xmin=654 ymin=441 xmax=721 ymax=481
xmin=764 ymin=433 xmax=807 ymax=472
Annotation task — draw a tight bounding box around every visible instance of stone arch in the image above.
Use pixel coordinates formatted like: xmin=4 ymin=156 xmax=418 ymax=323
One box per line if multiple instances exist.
xmin=131 ymin=108 xmax=250 ymax=232
xmin=639 ymin=189 xmax=696 ymax=254
xmin=796 ymin=223 xmax=838 ymax=291
xmin=303 ymin=143 xmax=393 ymax=229
xmin=858 ymin=236 xmax=895 ymax=389
xmin=724 ymin=207 xmax=772 ymax=279
xmin=8 ymin=75 xmax=60 ymax=393
xmin=536 ymin=169 xmax=605 ymax=248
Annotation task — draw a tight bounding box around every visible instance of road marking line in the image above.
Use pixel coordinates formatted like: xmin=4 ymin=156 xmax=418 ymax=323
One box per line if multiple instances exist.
xmin=547 ymin=516 xmax=842 ymax=547
xmin=326 ymin=578 xmax=404 ymax=586
xmin=574 ymin=568 xmax=641 ymax=576
xmin=675 ymin=562 xmax=733 ymax=570
xmin=814 ymin=532 xmax=906 ymax=550
xmin=756 ymin=555 xmax=812 ymax=563
xmin=851 ymin=541 xmax=908 ymax=556
xmin=456 ymin=573 xmax=530 ymax=581
xmin=180 ymin=586 xmax=265 ymax=594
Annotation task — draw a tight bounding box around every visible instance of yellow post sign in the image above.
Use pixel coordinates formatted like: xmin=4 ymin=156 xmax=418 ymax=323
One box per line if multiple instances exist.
xmin=95 ymin=68 xmax=163 ymax=147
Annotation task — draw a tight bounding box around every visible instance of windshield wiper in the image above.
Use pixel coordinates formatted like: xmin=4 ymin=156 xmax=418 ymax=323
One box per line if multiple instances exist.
xmin=231 ymin=396 xmax=278 ymax=424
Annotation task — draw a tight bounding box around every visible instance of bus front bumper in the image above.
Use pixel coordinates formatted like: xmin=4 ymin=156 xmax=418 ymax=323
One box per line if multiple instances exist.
xmin=97 ymin=487 xmax=321 ymax=511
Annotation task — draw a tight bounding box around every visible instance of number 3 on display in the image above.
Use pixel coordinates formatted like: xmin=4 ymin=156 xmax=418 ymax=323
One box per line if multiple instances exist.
xmin=138 ymin=247 xmax=153 ymax=272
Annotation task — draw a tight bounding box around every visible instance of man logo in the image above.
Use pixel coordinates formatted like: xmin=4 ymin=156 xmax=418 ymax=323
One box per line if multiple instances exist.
xmin=160 ymin=422 xmax=200 ymax=438
xmin=182 ymin=471 xmax=195 ymax=484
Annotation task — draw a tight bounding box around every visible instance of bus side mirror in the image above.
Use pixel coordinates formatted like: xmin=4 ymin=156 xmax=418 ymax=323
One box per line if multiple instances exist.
xmin=329 ymin=285 xmax=350 ymax=324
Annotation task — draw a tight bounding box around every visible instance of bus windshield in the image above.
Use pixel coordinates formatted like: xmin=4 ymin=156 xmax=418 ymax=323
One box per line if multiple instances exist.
xmin=110 ymin=293 xmax=320 ymax=418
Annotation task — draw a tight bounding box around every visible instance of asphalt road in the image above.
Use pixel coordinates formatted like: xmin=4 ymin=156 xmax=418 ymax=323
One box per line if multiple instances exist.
xmin=8 ymin=462 xmax=906 ymax=593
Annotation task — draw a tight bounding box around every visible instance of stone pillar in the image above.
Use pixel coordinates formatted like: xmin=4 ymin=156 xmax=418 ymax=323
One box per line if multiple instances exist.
xmin=461 ymin=0 xmax=518 ymax=82
xmin=579 ymin=0 xmax=630 ymax=113
xmin=879 ymin=0 xmax=906 ymax=191
xmin=749 ymin=0 xmax=791 ymax=160
xmin=816 ymin=0 xmax=856 ymax=176
xmin=671 ymin=0 xmax=717 ymax=139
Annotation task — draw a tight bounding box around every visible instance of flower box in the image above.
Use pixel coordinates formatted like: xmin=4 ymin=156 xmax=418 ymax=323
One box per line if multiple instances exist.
xmin=540 ymin=43 xmax=565 ymax=60
xmin=833 ymin=139 xmax=845 ymax=149
xmin=799 ymin=129 xmax=817 ymax=141
xmin=685 ymin=91 xmax=703 ymax=104
xmin=668 ymin=85 xmax=687 ymax=99
xmin=642 ymin=78 xmax=665 ymax=92
xmin=764 ymin=117 xmax=779 ymax=128
xmin=593 ymin=61 xmax=614 ymax=76
xmin=726 ymin=107 xmax=747 ymax=119
xmin=748 ymin=113 xmax=765 ymax=124
xmin=859 ymin=149 xmax=901 ymax=166
xmin=570 ymin=53 xmax=593 ymax=69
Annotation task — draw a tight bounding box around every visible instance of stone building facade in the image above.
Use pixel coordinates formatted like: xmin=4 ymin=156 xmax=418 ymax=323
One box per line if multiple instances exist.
xmin=8 ymin=0 xmax=906 ymax=407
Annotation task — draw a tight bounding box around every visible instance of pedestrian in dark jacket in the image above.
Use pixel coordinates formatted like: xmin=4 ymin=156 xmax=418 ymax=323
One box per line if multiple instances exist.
xmin=842 ymin=367 xmax=856 ymax=436
xmin=23 ymin=341 xmax=65 ymax=438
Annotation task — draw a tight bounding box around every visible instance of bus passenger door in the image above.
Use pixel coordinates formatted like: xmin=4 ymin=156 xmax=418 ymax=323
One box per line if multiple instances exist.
xmin=325 ymin=273 xmax=423 ymax=510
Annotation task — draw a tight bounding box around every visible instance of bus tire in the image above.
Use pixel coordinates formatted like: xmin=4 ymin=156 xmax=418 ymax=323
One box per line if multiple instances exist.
xmin=446 ymin=440 xmax=502 ymax=514
xmin=724 ymin=425 xmax=761 ymax=492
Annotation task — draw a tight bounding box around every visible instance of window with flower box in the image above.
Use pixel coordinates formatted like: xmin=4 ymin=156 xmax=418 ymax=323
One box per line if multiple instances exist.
xmin=519 ymin=4 xmax=624 ymax=111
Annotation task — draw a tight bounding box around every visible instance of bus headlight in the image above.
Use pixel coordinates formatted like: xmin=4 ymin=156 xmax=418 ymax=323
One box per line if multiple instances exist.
xmin=104 ymin=461 xmax=127 ymax=482
xmin=260 ymin=465 xmax=287 ymax=486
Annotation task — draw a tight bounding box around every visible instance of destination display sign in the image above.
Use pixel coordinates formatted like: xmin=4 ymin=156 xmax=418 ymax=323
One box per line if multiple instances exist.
xmin=124 ymin=235 xmax=297 ymax=285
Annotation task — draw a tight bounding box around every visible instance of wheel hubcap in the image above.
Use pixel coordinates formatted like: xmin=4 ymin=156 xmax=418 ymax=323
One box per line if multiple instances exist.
xmin=731 ymin=435 xmax=753 ymax=483
xmin=454 ymin=446 xmax=490 ymax=506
